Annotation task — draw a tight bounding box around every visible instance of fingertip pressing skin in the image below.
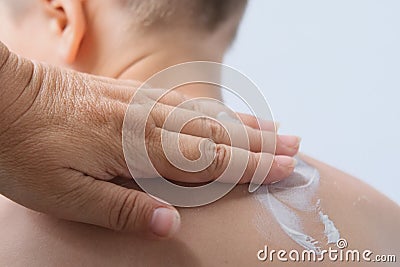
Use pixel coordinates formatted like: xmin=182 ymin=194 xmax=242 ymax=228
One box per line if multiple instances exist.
xmin=278 ymin=135 xmax=301 ymax=148
xmin=265 ymin=156 xmax=297 ymax=184
xmin=276 ymin=135 xmax=301 ymax=156
xmin=275 ymin=155 xmax=298 ymax=169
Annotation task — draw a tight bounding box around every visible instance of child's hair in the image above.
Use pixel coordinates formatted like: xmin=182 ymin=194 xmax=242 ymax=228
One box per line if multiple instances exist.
xmin=119 ymin=0 xmax=248 ymax=32
xmin=2 ymin=0 xmax=247 ymax=33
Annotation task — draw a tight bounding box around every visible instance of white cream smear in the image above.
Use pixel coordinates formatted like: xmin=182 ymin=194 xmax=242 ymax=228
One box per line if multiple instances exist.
xmin=255 ymin=158 xmax=340 ymax=253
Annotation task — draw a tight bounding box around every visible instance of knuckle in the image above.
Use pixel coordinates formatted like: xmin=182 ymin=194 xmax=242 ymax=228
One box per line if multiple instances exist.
xmin=208 ymin=144 xmax=230 ymax=180
xmin=208 ymin=119 xmax=226 ymax=142
xmin=108 ymin=190 xmax=141 ymax=232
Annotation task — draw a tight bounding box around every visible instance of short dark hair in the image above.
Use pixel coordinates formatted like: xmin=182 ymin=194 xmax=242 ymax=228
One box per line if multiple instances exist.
xmin=119 ymin=0 xmax=247 ymax=32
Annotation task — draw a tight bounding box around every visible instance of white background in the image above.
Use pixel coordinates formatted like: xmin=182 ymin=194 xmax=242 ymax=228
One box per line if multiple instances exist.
xmin=224 ymin=0 xmax=400 ymax=204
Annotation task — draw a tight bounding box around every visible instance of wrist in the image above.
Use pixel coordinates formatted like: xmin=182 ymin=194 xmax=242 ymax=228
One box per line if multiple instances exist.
xmin=0 ymin=42 xmax=41 ymax=129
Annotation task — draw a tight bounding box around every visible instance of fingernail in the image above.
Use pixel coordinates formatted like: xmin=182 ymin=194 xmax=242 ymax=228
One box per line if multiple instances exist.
xmin=275 ymin=156 xmax=297 ymax=169
xmin=279 ymin=135 xmax=301 ymax=148
xmin=150 ymin=208 xmax=180 ymax=238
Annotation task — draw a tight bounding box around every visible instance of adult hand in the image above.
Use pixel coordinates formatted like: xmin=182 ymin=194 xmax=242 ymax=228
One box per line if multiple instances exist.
xmin=0 ymin=42 xmax=300 ymax=238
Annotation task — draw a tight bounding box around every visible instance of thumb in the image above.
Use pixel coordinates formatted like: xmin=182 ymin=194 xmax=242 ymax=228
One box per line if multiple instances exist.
xmin=60 ymin=177 xmax=181 ymax=238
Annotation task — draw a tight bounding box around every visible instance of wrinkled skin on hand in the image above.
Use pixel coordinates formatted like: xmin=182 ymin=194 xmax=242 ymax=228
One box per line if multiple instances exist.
xmin=0 ymin=41 xmax=300 ymax=237
xmin=0 ymin=42 xmax=180 ymax=237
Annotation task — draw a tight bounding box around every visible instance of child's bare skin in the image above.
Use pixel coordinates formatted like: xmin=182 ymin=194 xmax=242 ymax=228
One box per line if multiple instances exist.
xmin=0 ymin=1 xmax=398 ymax=266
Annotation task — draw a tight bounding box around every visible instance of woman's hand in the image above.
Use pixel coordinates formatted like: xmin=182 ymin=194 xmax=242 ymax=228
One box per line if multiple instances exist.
xmin=0 ymin=42 xmax=300 ymax=238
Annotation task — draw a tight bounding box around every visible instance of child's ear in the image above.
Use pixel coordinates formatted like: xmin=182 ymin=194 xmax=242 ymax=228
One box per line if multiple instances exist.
xmin=42 ymin=0 xmax=86 ymax=64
